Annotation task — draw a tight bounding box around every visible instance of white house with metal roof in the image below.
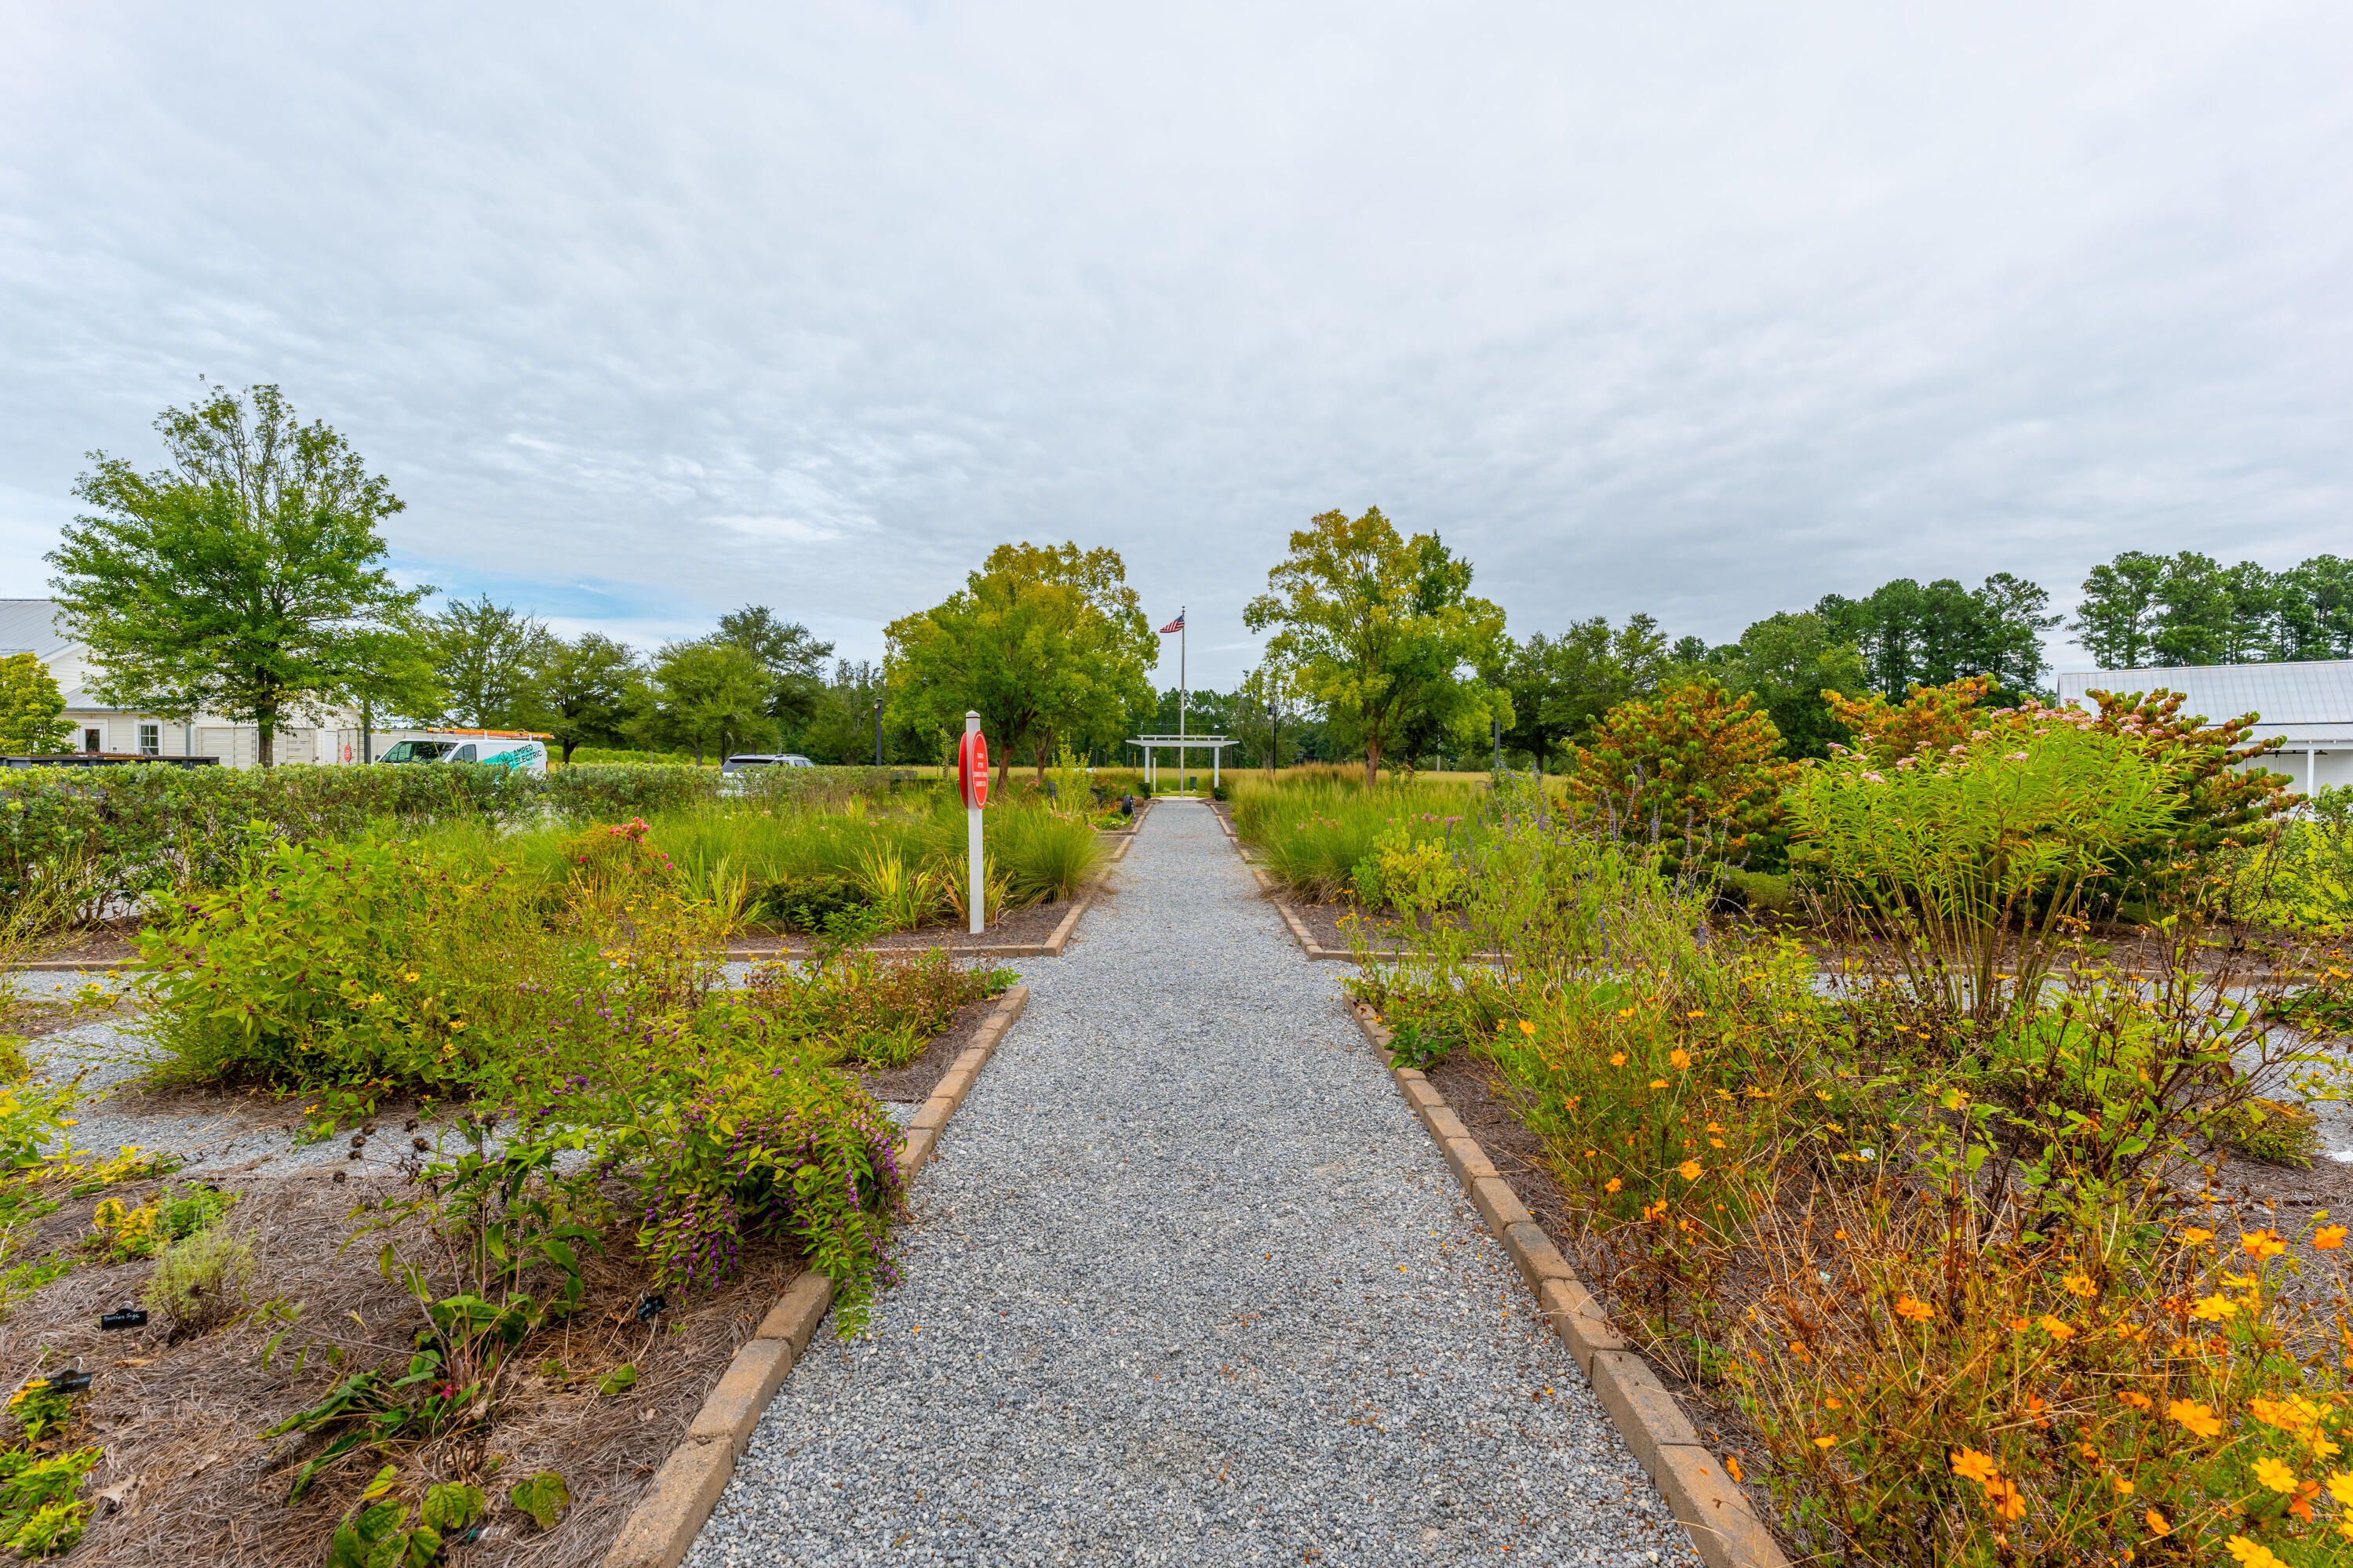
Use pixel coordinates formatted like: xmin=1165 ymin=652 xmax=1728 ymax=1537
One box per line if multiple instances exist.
xmin=0 ymin=598 xmax=371 ymax=766
xmin=2054 ymin=659 xmax=2353 ymax=793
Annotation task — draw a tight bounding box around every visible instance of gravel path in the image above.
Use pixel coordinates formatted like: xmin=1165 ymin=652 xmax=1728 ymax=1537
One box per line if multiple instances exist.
xmin=689 ymin=799 xmax=1696 ymax=1566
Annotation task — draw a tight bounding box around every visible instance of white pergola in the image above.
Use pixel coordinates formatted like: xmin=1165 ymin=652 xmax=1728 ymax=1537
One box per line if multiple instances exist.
xmin=1127 ymin=733 xmax=1235 ymax=793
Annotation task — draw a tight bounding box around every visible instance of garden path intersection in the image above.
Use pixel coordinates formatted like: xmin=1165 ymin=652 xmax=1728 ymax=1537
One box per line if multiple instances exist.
xmin=687 ymin=800 xmax=1697 ymax=1567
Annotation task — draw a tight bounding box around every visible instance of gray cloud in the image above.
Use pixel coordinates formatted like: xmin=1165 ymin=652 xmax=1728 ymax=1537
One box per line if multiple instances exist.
xmin=4 ymin=1 xmax=2348 ymax=687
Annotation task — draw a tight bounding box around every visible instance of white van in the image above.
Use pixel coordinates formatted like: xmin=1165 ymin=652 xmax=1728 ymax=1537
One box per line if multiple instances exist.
xmin=376 ymin=730 xmax=551 ymax=777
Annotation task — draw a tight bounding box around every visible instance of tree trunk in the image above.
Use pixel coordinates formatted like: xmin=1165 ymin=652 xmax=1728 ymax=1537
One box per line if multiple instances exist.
xmin=1363 ymin=737 xmax=1382 ymax=788
xmin=256 ymin=701 xmax=276 ymax=767
xmin=694 ymin=737 xmax=705 ymax=766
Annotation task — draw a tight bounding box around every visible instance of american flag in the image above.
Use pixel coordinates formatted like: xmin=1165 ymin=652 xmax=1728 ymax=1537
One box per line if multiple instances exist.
xmin=1160 ymin=613 xmax=1185 ymax=633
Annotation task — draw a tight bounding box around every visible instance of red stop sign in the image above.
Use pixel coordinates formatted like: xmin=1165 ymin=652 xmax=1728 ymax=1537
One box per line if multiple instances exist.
xmin=959 ymin=730 xmax=989 ymax=808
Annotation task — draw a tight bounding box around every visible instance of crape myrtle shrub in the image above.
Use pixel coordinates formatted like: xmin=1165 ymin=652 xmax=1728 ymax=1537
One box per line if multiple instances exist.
xmin=0 ymin=763 xmax=734 ymax=924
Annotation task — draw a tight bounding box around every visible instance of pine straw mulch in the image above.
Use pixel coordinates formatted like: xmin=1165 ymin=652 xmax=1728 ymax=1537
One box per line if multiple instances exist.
xmin=0 ymin=1170 xmax=805 ymax=1568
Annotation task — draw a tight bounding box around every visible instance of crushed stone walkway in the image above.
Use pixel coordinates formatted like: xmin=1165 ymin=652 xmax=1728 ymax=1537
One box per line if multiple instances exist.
xmin=711 ymin=801 xmax=1697 ymax=1563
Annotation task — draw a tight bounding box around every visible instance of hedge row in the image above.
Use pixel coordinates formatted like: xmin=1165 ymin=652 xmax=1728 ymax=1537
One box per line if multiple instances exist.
xmin=0 ymin=762 xmax=920 ymax=922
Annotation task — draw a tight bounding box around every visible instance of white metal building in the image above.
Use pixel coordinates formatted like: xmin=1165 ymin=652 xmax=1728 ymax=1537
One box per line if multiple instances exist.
xmin=2054 ymin=659 xmax=2353 ymax=793
xmin=0 ymin=598 xmax=370 ymax=766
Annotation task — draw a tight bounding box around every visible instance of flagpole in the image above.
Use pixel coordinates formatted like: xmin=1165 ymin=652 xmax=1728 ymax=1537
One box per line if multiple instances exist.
xmin=1179 ymin=607 xmax=1187 ymax=796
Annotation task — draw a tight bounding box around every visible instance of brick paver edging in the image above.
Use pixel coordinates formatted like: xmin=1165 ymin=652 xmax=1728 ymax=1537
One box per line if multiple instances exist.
xmin=600 ymin=982 xmax=1033 ymax=1568
xmin=1346 ymin=1001 xmax=1787 ymax=1568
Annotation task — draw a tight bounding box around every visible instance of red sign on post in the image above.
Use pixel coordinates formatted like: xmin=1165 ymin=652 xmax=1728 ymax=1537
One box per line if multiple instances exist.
xmin=958 ymin=729 xmax=989 ymax=808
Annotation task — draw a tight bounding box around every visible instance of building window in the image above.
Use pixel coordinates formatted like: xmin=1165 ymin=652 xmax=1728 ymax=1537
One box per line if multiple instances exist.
xmin=138 ymin=724 xmax=160 ymax=756
xmin=82 ymin=729 xmax=100 ymax=754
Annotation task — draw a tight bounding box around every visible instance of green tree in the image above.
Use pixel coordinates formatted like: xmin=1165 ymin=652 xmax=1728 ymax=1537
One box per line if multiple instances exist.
xmin=1233 ymin=657 xmax=1309 ymax=775
xmin=429 ymin=595 xmax=551 ymax=728
xmin=1815 ymin=574 xmax=2056 ymax=700
xmin=50 ymin=383 xmax=431 ymax=765
xmin=2071 ymin=551 xmax=2167 ymax=668
xmin=1243 ymin=508 xmax=1510 ymax=785
xmin=2281 ymin=555 xmax=2353 ymax=660
xmin=0 ymin=653 xmax=73 ymax=755
xmin=1714 ymin=611 xmax=1869 ymax=760
xmin=1500 ymin=615 xmax=1670 ymax=768
xmin=639 ymin=640 xmax=774 ymax=764
xmin=317 ymin=620 xmax=443 ymax=754
xmin=886 ymin=542 xmax=1155 ymax=785
xmin=532 ymin=633 xmax=643 ymax=762
xmin=716 ymin=606 xmax=834 ymax=733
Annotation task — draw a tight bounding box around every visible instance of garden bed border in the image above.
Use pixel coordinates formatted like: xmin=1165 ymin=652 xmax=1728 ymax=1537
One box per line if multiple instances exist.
xmin=1346 ymin=1000 xmax=1786 ymax=1568
xmin=599 ymin=981 xmax=1032 ymax=1568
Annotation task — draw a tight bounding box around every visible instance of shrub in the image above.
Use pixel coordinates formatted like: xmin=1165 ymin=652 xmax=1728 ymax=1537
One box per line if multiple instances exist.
xmin=1358 ymin=759 xmax=2352 ymax=1565
xmin=1562 ymin=678 xmax=1797 ymax=875
xmin=756 ymin=871 xmax=869 ymax=933
xmin=137 ymin=831 xmax=565 ymax=1097
xmin=1788 ymin=716 xmax=2178 ymax=1029
xmin=140 ymin=1223 xmax=256 ymax=1334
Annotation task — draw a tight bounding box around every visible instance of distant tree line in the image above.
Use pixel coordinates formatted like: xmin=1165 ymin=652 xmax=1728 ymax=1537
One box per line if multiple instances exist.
xmin=42 ymin=383 xmax=2353 ymax=773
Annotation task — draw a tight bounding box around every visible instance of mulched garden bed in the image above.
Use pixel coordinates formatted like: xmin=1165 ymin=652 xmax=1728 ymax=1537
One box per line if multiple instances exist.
xmin=0 ymin=1172 xmax=803 ymax=1568
xmin=1424 ymin=1037 xmax=2353 ymax=1559
xmin=727 ymin=895 xmax=1081 ymax=956
xmin=857 ymin=993 xmax=1007 ymax=1105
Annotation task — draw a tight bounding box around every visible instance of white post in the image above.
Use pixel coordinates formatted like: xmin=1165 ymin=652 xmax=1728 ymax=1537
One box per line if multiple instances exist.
xmin=1213 ymin=746 xmax=1219 ymax=790
xmin=967 ymin=711 xmax=984 ymax=935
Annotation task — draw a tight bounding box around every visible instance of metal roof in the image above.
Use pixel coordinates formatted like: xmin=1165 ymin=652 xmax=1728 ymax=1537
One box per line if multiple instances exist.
xmin=2053 ymin=659 xmax=2353 ymax=743
xmin=0 ymin=600 xmax=71 ymax=660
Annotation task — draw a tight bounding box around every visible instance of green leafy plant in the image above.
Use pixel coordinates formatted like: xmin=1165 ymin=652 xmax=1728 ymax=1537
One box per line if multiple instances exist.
xmin=89 ymin=1182 xmax=236 ymax=1261
xmin=0 ymin=1448 xmax=100 ymax=1559
xmin=508 ymin=1468 xmax=570 ymax=1530
xmin=264 ymin=1121 xmax=602 ymax=1501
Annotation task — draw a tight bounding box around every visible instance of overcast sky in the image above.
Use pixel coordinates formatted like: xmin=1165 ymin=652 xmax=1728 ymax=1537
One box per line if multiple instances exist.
xmin=5 ymin=2 xmax=2348 ymax=689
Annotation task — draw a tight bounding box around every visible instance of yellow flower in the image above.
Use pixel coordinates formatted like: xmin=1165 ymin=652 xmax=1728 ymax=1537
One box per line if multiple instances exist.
xmin=2190 ymin=1293 xmax=2238 ymax=1322
xmin=1608 ymin=1053 xmax=1628 ymax=1067
xmin=2114 ymin=1475 xmax=2133 ymax=1495
xmin=2118 ymin=1391 xmax=2153 ymax=1411
xmin=1604 ymin=1178 xmax=1623 ymax=1195
xmin=1812 ymin=1436 xmax=1836 ymax=1449
xmin=2168 ymin=1399 xmax=2225 ymax=1439
xmin=2181 ymin=1227 xmax=2214 ymax=1244
xmin=2242 ymin=1230 xmax=2288 ymax=1259
xmin=1893 ymin=1295 xmax=1935 ymax=1322
xmin=2225 ymin=1536 xmax=2284 ymax=1568
xmin=2145 ymin=1508 xmax=2171 ymax=1537
xmin=447 ymin=1020 xmax=468 ymax=1033
xmin=1648 ymin=1079 xmax=1669 ymax=1090
xmin=2060 ymin=1272 xmax=2097 ymax=1297
xmin=2038 ymin=1315 xmax=2076 ymax=1341
xmin=2253 ymin=1457 xmax=2299 ymax=1493
xmin=1678 ymin=1160 xmax=1703 ymax=1181
xmin=1951 ymin=1449 xmax=1998 ymax=1483
xmin=2316 ymin=1225 xmax=2348 ymax=1250
xmin=1983 ymin=1477 xmax=2028 ymax=1520
xmin=1669 ymin=1049 xmax=1692 ymax=1070
xmin=2328 ymin=1471 xmax=2353 ymax=1508
xmin=1517 ymin=1020 xmax=1535 ymax=1036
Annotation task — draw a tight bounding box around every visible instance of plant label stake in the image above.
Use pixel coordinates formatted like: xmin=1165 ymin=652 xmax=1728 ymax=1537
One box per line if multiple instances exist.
xmin=959 ymin=713 xmax=989 ymax=935
xmin=99 ymin=1308 xmax=147 ymax=1331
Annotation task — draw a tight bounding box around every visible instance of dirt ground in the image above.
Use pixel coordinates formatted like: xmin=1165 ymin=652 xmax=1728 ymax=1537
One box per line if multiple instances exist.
xmin=0 ymin=1171 xmax=803 ymax=1568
